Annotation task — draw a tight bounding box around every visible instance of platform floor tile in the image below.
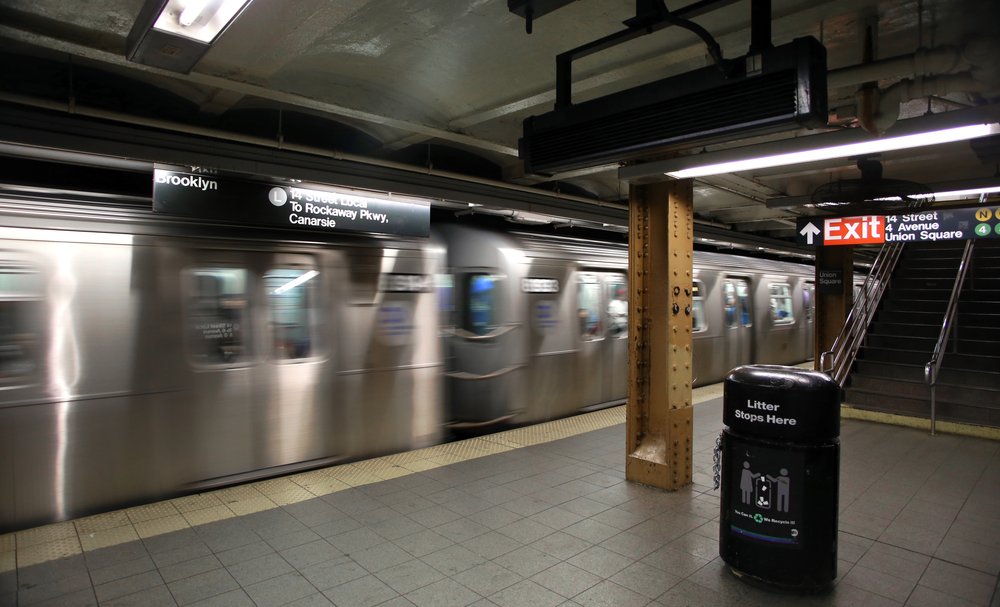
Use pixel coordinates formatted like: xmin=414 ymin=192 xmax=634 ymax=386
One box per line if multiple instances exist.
xmin=4 ymin=381 xmax=1000 ymax=606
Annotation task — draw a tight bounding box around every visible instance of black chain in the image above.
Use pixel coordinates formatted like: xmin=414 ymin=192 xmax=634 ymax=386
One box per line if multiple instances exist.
xmin=712 ymin=433 xmax=723 ymax=490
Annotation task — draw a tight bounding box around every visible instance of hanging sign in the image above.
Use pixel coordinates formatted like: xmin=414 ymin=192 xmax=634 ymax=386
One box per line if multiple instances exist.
xmin=796 ymin=204 xmax=1000 ymax=246
xmin=152 ymin=165 xmax=430 ymax=238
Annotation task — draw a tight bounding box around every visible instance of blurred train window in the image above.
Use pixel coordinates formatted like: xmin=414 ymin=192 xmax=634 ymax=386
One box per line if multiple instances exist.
xmin=0 ymin=263 xmax=41 ymax=384
xmin=188 ymin=268 xmax=249 ymax=364
xmin=437 ymin=274 xmax=454 ymax=326
xmin=723 ymin=281 xmax=737 ymax=328
xmin=578 ymin=275 xmax=602 ymax=340
xmin=769 ymin=283 xmax=794 ymax=325
xmin=726 ymin=279 xmax=753 ymax=327
xmin=692 ymin=281 xmax=706 ymax=332
xmin=265 ymin=268 xmax=317 ymax=360
xmin=463 ymin=273 xmax=496 ymax=336
xmin=737 ymin=280 xmax=752 ymax=327
xmin=606 ymin=276 xmax=627 ymax=338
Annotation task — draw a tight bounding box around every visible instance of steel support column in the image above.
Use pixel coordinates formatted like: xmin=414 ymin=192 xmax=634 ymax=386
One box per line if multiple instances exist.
xmin=625 ymin=179 xmax=694 ymax=490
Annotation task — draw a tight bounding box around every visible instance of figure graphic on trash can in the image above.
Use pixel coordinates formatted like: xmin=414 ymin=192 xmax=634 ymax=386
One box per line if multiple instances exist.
xmin=740 ymin=461 xmax=759 ymax=505
xmin=767 ymin=468 xmax=791 ymax=513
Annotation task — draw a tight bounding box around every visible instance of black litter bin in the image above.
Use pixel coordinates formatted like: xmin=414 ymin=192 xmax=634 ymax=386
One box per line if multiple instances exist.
xmin=718 ymin=365 xmax=841 ymax=591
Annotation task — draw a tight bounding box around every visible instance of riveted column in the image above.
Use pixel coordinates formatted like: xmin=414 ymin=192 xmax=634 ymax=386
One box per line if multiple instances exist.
xmin=626 ymin=179 xmax=694 ymax=490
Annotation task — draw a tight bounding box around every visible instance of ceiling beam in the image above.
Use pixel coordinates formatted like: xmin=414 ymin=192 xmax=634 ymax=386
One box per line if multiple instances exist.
xmin=0 ymin=24 xmax=519 ymax=157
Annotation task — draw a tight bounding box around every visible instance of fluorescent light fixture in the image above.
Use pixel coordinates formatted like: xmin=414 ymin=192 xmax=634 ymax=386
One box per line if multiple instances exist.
xmin=619 ymin=108 xmax=1000 ymax=183
xmin=767 ymin=176 xmax=1000 ymax=208
xmin=127 ymin=0 xmax=254 ymax=73
xmin=667 ymin=123 xmax=1000 ymax=179
xmin=152 ymin=0 xmax=255 ymax=43
xmin=876 ymin=185 xmax=1000 ymax=203
xmin=930 ymin=185 xmax=1000 ymax=201
xmin=273 ymin=270 xmax=318 ymax=295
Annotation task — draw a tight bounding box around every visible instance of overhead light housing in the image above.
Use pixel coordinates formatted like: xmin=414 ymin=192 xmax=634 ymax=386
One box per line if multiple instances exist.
xmin=521 ymin=37 xmax=828 ymax=175
xmin=620 ymin=107 xmax=1000 ymax=182
xmin=127 ymin=0 xmax=254 ymax=73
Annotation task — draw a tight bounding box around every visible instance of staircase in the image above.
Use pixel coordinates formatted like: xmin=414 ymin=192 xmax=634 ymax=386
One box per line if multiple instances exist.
xmin=845 ymin=240 xmax=1000 ymax=427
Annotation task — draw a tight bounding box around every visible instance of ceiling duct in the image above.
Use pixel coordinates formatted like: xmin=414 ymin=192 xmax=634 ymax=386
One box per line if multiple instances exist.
xmin=520 ymin=35 xmax=828 ymax=175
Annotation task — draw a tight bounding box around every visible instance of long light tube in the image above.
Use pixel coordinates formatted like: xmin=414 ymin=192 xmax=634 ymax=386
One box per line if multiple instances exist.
xmin=876 ymin=185 xmax=1000 ymax=203
xmin=666 ymin=123 xmax=1000 ymax=179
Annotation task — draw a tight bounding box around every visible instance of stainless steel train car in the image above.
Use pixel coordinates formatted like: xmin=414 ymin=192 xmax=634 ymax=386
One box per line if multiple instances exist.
xmin=438 ymin=224 xmax=820 ymax=427
xmin=0 ymin=194 xmax=444 ymax=532
xmin=1 ymin=193 xmax=823 ymax=531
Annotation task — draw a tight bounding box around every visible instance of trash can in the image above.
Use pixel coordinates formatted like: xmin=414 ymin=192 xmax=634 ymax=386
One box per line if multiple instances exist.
xmin=718 ymin=365 xmax=841 ymax=591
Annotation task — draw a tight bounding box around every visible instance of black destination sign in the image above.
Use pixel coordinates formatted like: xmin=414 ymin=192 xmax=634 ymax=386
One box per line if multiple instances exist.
xmin=152 ymin=166 xmax=430 ymax=238
xmin=796 ymin=204 xmax=1000 ymax=246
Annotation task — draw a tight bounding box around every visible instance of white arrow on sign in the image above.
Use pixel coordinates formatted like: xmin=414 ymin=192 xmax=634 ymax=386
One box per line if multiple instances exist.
xmin=800 ymin=222 xmax=821 ymax=245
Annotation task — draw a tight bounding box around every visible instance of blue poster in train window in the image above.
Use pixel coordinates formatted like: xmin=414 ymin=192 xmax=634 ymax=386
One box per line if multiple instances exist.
xmin=533 ymin=300 xmax=559 ymax=332
xmin=731 ymin=445 xmax=804 ymax=546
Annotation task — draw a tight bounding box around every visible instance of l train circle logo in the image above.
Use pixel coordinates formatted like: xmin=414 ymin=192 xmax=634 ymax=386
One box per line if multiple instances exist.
xmin=268 ymin=187 xmax=289 ymax=206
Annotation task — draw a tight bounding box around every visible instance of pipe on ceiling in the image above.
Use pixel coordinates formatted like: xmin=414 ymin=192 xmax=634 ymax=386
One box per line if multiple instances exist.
xmin=833 ymin=37 xmax=1000 ymax=135
xmin=828 ymin=45 xmax=965 ymax=90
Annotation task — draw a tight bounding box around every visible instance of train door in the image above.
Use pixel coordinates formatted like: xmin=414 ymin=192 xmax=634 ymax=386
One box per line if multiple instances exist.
xmin=259 ymin=253 xmax=331 ymax=468
xmin=449 ymin=270 xmax=517 ymax=425
xmin=604 ymin=273 xmax=628 ymax=401
xmin=722 ymin=277 xmax=753 ymax=370
xmin=575 ymin=271 xmax=628 ymax=407
xmin=183 ymin=255 xmax=257 ymax=480
xmin=576 ymin=272 xmax=605 ymax=406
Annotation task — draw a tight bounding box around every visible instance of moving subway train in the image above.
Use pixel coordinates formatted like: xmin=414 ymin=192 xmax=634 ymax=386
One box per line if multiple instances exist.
xmin=0 ymin=195 xmax=823 ymax=531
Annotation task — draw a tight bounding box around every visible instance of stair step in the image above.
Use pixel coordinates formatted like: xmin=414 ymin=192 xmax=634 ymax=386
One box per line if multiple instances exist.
xmin=895 ymin=261 xmax=960 ymax=272
xmin=947 ymin=325 xmax=1000 ymax=342
xmin=866 ymin=334 xmax=935 ymax=351
xmin=958 ymin=312 xmax=1000 ymax=326
xmin=869 ymin=322 xmax=939 ymax=338
xmin=959 ymin=288 xmax=1000 ymax=301
xmin=887 ymin=288 xmax=952 ymax=301
xmin=851 ymin=375 xmax=1000 ymax=403
xmin=854 ymin=360 xmax=924 ymax=381
xmin=858 ymin=347 xmax=933 ymax=365
xmin=882 ymin=299 xmax=947 ymax=313
xmin=961 ymin=300 xmax=1000 ymax=314
xmin=858 ymin=347 xmax=1000 ymax=372
xmin=895 ymin=265 xmax=959 ymax=276
xmin=902 ymin=251 xmax=964 ymax=262
xmin=950 ymin=338 xmax=1000 ymax=356
xmin=892 ymin=277 xmax=959 ymax=290
xmin=853 ymin=360 xmax=1000 ymax=388
xmin=844 ymin=388 xmax=1000 ymax=426
xmin=874 ymin=310 xmax=945 ymax=324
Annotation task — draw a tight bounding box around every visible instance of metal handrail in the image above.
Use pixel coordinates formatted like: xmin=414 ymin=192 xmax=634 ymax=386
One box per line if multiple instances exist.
xmin=820 ymin=241 xmax=906 ymax=385
xmin=924 ymin=238 xmax=976 ymax=436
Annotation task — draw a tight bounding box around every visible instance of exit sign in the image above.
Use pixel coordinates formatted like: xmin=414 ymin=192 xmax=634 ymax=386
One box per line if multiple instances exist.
xmin=796 ymin=205 xmax=1000 ymax=246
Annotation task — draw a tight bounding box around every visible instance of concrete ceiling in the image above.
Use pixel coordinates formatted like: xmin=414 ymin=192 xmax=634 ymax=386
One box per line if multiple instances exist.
xmin=0 ymin=0 xmax=998 ymax=243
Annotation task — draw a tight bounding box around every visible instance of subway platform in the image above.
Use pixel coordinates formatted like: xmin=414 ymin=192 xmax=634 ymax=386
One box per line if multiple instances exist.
xmin=2 ymin=383 xmax=999 ymax=607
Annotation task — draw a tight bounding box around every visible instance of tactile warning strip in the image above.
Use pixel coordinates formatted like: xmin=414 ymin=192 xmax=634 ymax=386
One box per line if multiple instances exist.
xmin=3 ymin=383 xmax=726 ymax=568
